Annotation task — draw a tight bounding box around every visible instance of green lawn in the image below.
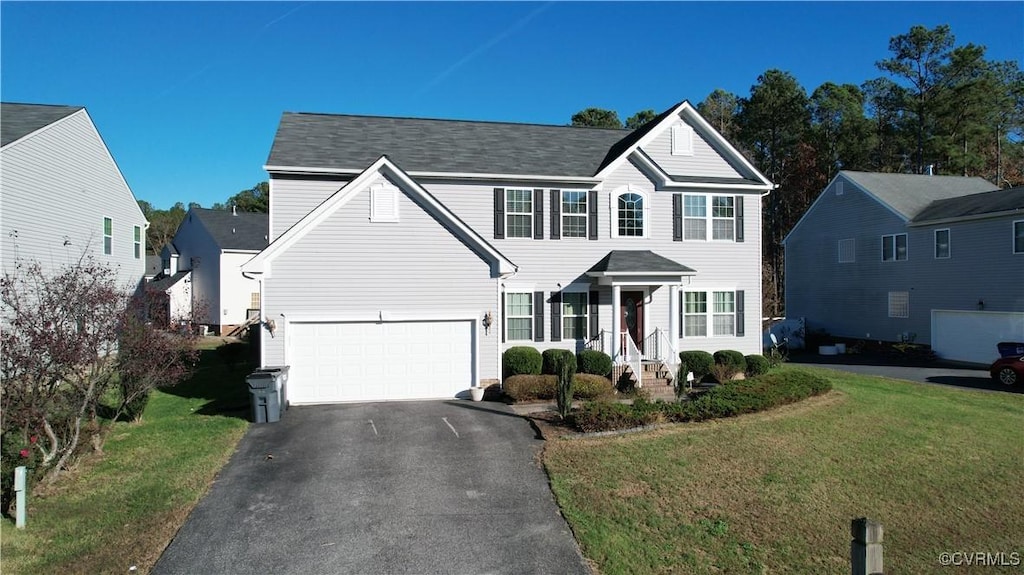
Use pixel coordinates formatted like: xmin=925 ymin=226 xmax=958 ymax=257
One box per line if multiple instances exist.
xmin=0 ymin=340 xmax=252 ymax=575
xmin=544 ymin=366 xmax=1024 ymax=574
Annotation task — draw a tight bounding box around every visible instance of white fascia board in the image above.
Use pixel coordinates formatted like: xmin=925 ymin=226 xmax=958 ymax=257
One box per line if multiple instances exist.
xmin=244 ymin=156 xmax=517 ymax=276
xmin=677 ymin=105 xmax=774 ymax=188
xmin=264 ymin=164 xmax=600 ymax=185
xmin=593 ymin=103 xmax=689 ymax=179
xmin=631 ymin=151 xmax=771 ymax=192
xmin=587 ymin=271 xmax=696 ymax=277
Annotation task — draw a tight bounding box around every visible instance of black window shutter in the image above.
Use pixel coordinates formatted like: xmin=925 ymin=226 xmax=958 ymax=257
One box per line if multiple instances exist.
xmin=735 ymin=196 xmax=744 ymax=242
xmin=550 ymin=291 xmax=562 ymax=342
xmin=494 ymin=188 xmax=505 ymax=239
xmin=533 ymin=189 xmax=544 ymax=240
xmin=735 ymin=290 xmax=745 ymax=337
xmin=588 ymin=190 xmax=598 ymax=240
xmin=533 ymin=291 xmax=544 ymax=342
xmin=589 ymin=290 xmax=599 ymax=340
xmin=550 ymin=190 xmax=561 ymax=240
xmin=501 ymin=292 xmax=506 ymax=343
xmin=672 ymin=194 xmax=683 ymax=242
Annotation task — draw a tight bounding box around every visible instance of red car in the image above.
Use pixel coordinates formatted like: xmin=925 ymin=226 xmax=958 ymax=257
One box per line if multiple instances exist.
xmin=990 ymin=355 xmax=1024 ymax=386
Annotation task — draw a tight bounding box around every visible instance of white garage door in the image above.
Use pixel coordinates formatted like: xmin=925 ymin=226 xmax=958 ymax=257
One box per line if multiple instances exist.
xmin=288 ymin=320 xmax=474 ymax=404
xmin=932 ymin=310 xmax=1024 ymax=364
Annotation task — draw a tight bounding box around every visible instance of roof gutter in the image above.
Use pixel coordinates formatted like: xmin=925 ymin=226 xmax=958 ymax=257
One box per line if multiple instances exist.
xmin=264 ymin=165 xmax=601 ymax=185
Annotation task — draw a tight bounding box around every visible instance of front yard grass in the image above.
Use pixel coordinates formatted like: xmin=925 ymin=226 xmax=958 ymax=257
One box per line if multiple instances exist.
xmin=0 ymin=338 xmax=251 ymax=574
xmin=543 ymin=366 xmax=1024 ymax=574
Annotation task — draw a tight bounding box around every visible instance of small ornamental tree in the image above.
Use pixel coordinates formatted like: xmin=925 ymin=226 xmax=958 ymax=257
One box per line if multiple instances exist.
xmin=554 ymin=353 xmax=575 ymax=419
xmin=1 ymin=256 xmax=200 ymax=511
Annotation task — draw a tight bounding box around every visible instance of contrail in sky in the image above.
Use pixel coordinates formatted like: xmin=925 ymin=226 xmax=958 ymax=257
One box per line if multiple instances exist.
xmin=416 ymin=2 xmax=553 ymax=96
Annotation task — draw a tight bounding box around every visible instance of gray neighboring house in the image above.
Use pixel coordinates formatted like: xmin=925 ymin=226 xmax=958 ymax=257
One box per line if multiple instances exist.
xmin=159 ymin=207 xmax=268 ymax=336
xmin=1 ymin=102 xmax=147 ymax=290
xmin=242 ymin=100 xmax=775 ymax=404
xmin=784 ymin=171 xmax=1024 ymax=364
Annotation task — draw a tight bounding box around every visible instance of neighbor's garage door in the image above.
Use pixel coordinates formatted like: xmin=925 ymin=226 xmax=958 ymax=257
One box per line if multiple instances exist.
xmin=288 ymin=320 xmax=473 ymax=404
xmin=932 ymin=310 xmax=1024 ymax=364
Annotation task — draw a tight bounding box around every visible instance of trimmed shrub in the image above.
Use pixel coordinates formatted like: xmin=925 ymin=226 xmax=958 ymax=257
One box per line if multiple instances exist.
xmin=503 ymin=346 xmax=542 ymax=378
xmin=745 ymin=354 xmax=771 ymax=377
xmin=577 ymin=349 xmax=613 ymax=377
xmin=572 ymin=399 xmax=663 ymax=433
xmin=710 ymin=362 xmax=740 ymax=383
xmin=504 ymin=374 xmax=614 ymax=402
xmin=542 ymin=349 xmax=577 ymax=376
xmin=679 ymin=350 xmax=714 ymax=382
xmin=713 ymin=350 xmax=747 ymax=372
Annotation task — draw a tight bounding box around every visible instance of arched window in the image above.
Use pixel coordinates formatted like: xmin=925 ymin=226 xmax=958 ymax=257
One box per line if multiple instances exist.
xmin=614 ymin=189 xmax=648 ymax=237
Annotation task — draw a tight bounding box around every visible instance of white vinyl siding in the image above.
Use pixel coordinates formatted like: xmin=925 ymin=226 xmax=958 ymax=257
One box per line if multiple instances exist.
xmin=103 ymin=217 xmax=112 ymax=255
xmin=888 ymin=291 xmax=909 ymax=318
xmin=561 ymin=292 xmax=587 ymax=340
xmin=1014 ymin=221 xmax=1024 ymax=254
xmin=561 ymin=190 xmax=587 ymax=238
xmin=506 ymin=292 xmax=533 ymax=341
xmin=934 ymin=229 xmax=950 ymax=259
xmin=505 ymin=188 xmax=532 ymax=238
xmin=838 ymin=238 xmax=855 ymax=263
xmin=882 ymin=233 xmax=907 ymax=261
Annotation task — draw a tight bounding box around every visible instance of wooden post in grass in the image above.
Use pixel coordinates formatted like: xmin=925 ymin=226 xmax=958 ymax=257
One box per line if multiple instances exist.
xmin=851 ymin=517 xmax=883 ymax=575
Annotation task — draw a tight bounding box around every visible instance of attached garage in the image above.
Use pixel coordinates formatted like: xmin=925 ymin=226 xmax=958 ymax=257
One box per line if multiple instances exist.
xmin=287 ymin=319 xmax=475 ymax=404
xmin=931 ymin=310 xmax=1024 ymax=365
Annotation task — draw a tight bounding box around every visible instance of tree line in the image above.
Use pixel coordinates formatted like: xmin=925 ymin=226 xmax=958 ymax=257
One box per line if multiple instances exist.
xmin=571 ymin=25 xmax=1023 ymax=317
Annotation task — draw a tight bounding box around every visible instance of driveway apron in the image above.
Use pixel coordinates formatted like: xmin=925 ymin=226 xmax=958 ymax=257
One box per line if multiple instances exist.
xmin=153 ymin=401 xmax=589 ymax=575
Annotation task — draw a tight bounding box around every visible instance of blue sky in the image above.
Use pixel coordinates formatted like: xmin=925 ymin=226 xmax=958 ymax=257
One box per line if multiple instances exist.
xmin=2 ymin=2 xmax=1022 ymax=210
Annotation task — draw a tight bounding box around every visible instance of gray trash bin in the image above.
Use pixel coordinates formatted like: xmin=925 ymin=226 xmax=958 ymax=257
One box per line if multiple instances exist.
xmin=246 ymin=371 xmax=281 ymax=423
xmin=253 ymin=366 xmax=290 ymax=413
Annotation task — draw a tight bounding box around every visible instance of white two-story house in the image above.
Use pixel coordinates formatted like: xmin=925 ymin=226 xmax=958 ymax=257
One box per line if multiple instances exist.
xmin=242 ymin=101 xmax=774 ymax=404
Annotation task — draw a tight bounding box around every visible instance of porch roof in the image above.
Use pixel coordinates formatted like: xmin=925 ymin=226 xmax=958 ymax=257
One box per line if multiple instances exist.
xmin=586 ymin=250 xmax=696 ymax=277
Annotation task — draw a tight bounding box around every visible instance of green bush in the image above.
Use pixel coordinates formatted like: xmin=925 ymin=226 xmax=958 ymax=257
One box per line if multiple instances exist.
xmin=745 ymin=354 xmax=771 ymax=377
xmin=542 ymin=349 xmax=577 ymax=376
xmin=713 ymin=350 xmax=747 ymax=372
xmin=571 ymin=370 xmax=832 ymax=432
xmin=554 ymin=353 xmax=575 ymax=418
xmin=504 ymin=374 xmax=614 ymax=402
xmin=503 ymin=346 xmax=542 ymax=378
xmin=577 ymin=349 xmax=613 ymax=377
xmin=679 ymin=350 xmax=714 ymax=382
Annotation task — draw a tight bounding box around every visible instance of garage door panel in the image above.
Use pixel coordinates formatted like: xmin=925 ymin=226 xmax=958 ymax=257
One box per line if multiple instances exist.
xmin=288 ymin=320 xmax=473 ymax=404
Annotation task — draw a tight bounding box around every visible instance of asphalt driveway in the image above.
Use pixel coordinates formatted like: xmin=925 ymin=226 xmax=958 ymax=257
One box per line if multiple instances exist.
xmin=153 ymin=401 xmax=590 ymax=575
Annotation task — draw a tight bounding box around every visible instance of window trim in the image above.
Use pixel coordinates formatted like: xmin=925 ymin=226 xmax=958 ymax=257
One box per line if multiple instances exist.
xmin=133 ymin=225 xmax=142 ymax=259
xmin=560 ymin=189 xmax=589 ymax=239
xmin=103 ymin=217 xmax=112 ymax=255
xmin=934 ymin=228 xmax=950 ymax=259
xmin=560 ymin=289 xmax=589 ymax=340
xmin=838 ymin=238 xmax=856 ymax=263
xmin=504 ymin=291 xmax=534 ymax=341
xmin=611 ymin=186 xmax=649 ymax=239
xmin=680 ymin=289 xmax=738 ymax=338
xmin=881 ymin=233 xmax=908 ymax=262
xmin=504 ymin=188 xmax=533 ymax=239
xmin=1014 ymin=220 xmax=1024 ymax=255
xmin=683 ymin=193 xmax=737 ymax=241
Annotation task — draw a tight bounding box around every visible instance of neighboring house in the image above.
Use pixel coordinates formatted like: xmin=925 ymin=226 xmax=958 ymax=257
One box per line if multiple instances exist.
xmin=144 ymin=254 xmax=163 ymax=281
xmin=784 ymin=171 xmax=1024 ymax=364
xmin=0 ymin=102 xmax=147 ymax=290
xmin=159 ymin=207 xmax=268 ymax=335
xmin=242 ymin=100 xmax=774 ymax=404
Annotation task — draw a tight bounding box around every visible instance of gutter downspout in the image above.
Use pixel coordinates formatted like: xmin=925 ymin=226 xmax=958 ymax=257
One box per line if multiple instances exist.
xmin=496 ymin=266 xmax=519 ymax=390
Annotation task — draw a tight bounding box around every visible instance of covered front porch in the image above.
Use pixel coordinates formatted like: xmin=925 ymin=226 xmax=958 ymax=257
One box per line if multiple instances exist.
xmin=584 ymin=251 xmax=696 ymax=389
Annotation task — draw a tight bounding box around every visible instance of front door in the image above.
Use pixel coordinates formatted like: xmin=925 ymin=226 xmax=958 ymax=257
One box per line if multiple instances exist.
xmin=620 ymin=291 xmax=644 ymax=353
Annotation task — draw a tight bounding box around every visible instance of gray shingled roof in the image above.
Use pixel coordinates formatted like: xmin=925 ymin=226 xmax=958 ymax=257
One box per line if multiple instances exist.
xmin=913 ymin=186 xmax=1024 ymax=223
xmin=842 ymin=171 xmax=999 ymax=220
xmin=1 ymin=102 xmax=83 ymax=147
xmin=147 ymin=271 xmax=190 ymax=292
xmin=266 ymin=112 xmax=631 ymax=177
xmin=145 ymin=255 xmax=163 ymax=277
xmin=588 ymin=250 xmax=696 ymax=274
xmin=190 ymin=208 xmax=269 ymax=251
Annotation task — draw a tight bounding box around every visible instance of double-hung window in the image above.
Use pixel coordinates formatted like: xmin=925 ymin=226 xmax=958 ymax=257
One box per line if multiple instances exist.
xmin=133 ymin=225 xmax=142 ymax=259
xmin=683 ymin=196 xmax=706 ymax=240
xmin=683 ymin=292 xmax=708 ymax=337
xmin=561 ymin=292 xmax=588 ymax=339
xmin=103 ymin=217 xmax=112 ymax=255
xmin=561 ymin=191 xmax=587 ymax=238
xmin=683 ymin=195 xmax=735 ymax=240
xmin=505 ymin=292 xmax=533 ymax=341
xmin=682 ymin=291 xmax=738 ymax=337
xmin=711 ymin=196 xmax=735 ymax=240
xmin=882 ymin=233 xmax=907 ymax=261
xmin=712 ymin=292 xmax=736 ymax=336
xmin=1014 ymin=221 xmax=1024 ymax=254
xmin=934 ymin=229 xmax=950 ymax=259
xmin=505 ymin=189 xmax=532 ymax=238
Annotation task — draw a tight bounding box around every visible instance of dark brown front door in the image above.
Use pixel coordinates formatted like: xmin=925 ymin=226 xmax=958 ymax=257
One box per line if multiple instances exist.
xmin=620 ymin=291 xmax=644 ymax=353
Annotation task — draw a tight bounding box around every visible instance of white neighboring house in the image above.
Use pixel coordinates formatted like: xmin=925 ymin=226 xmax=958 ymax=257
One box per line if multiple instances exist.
xmin=242 ymin=100 xmax=775 ymax=404
xmin=1 ymin=102 xmax=147 ymax=289
xmin=155 ymin=207 xmax=268 ymax=335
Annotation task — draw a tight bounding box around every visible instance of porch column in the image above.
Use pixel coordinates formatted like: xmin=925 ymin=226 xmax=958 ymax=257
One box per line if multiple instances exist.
xmin=611 ymin=284 xmax=621 ymax=359
xmin=669 ymin=284 xmax=679 ymax=353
